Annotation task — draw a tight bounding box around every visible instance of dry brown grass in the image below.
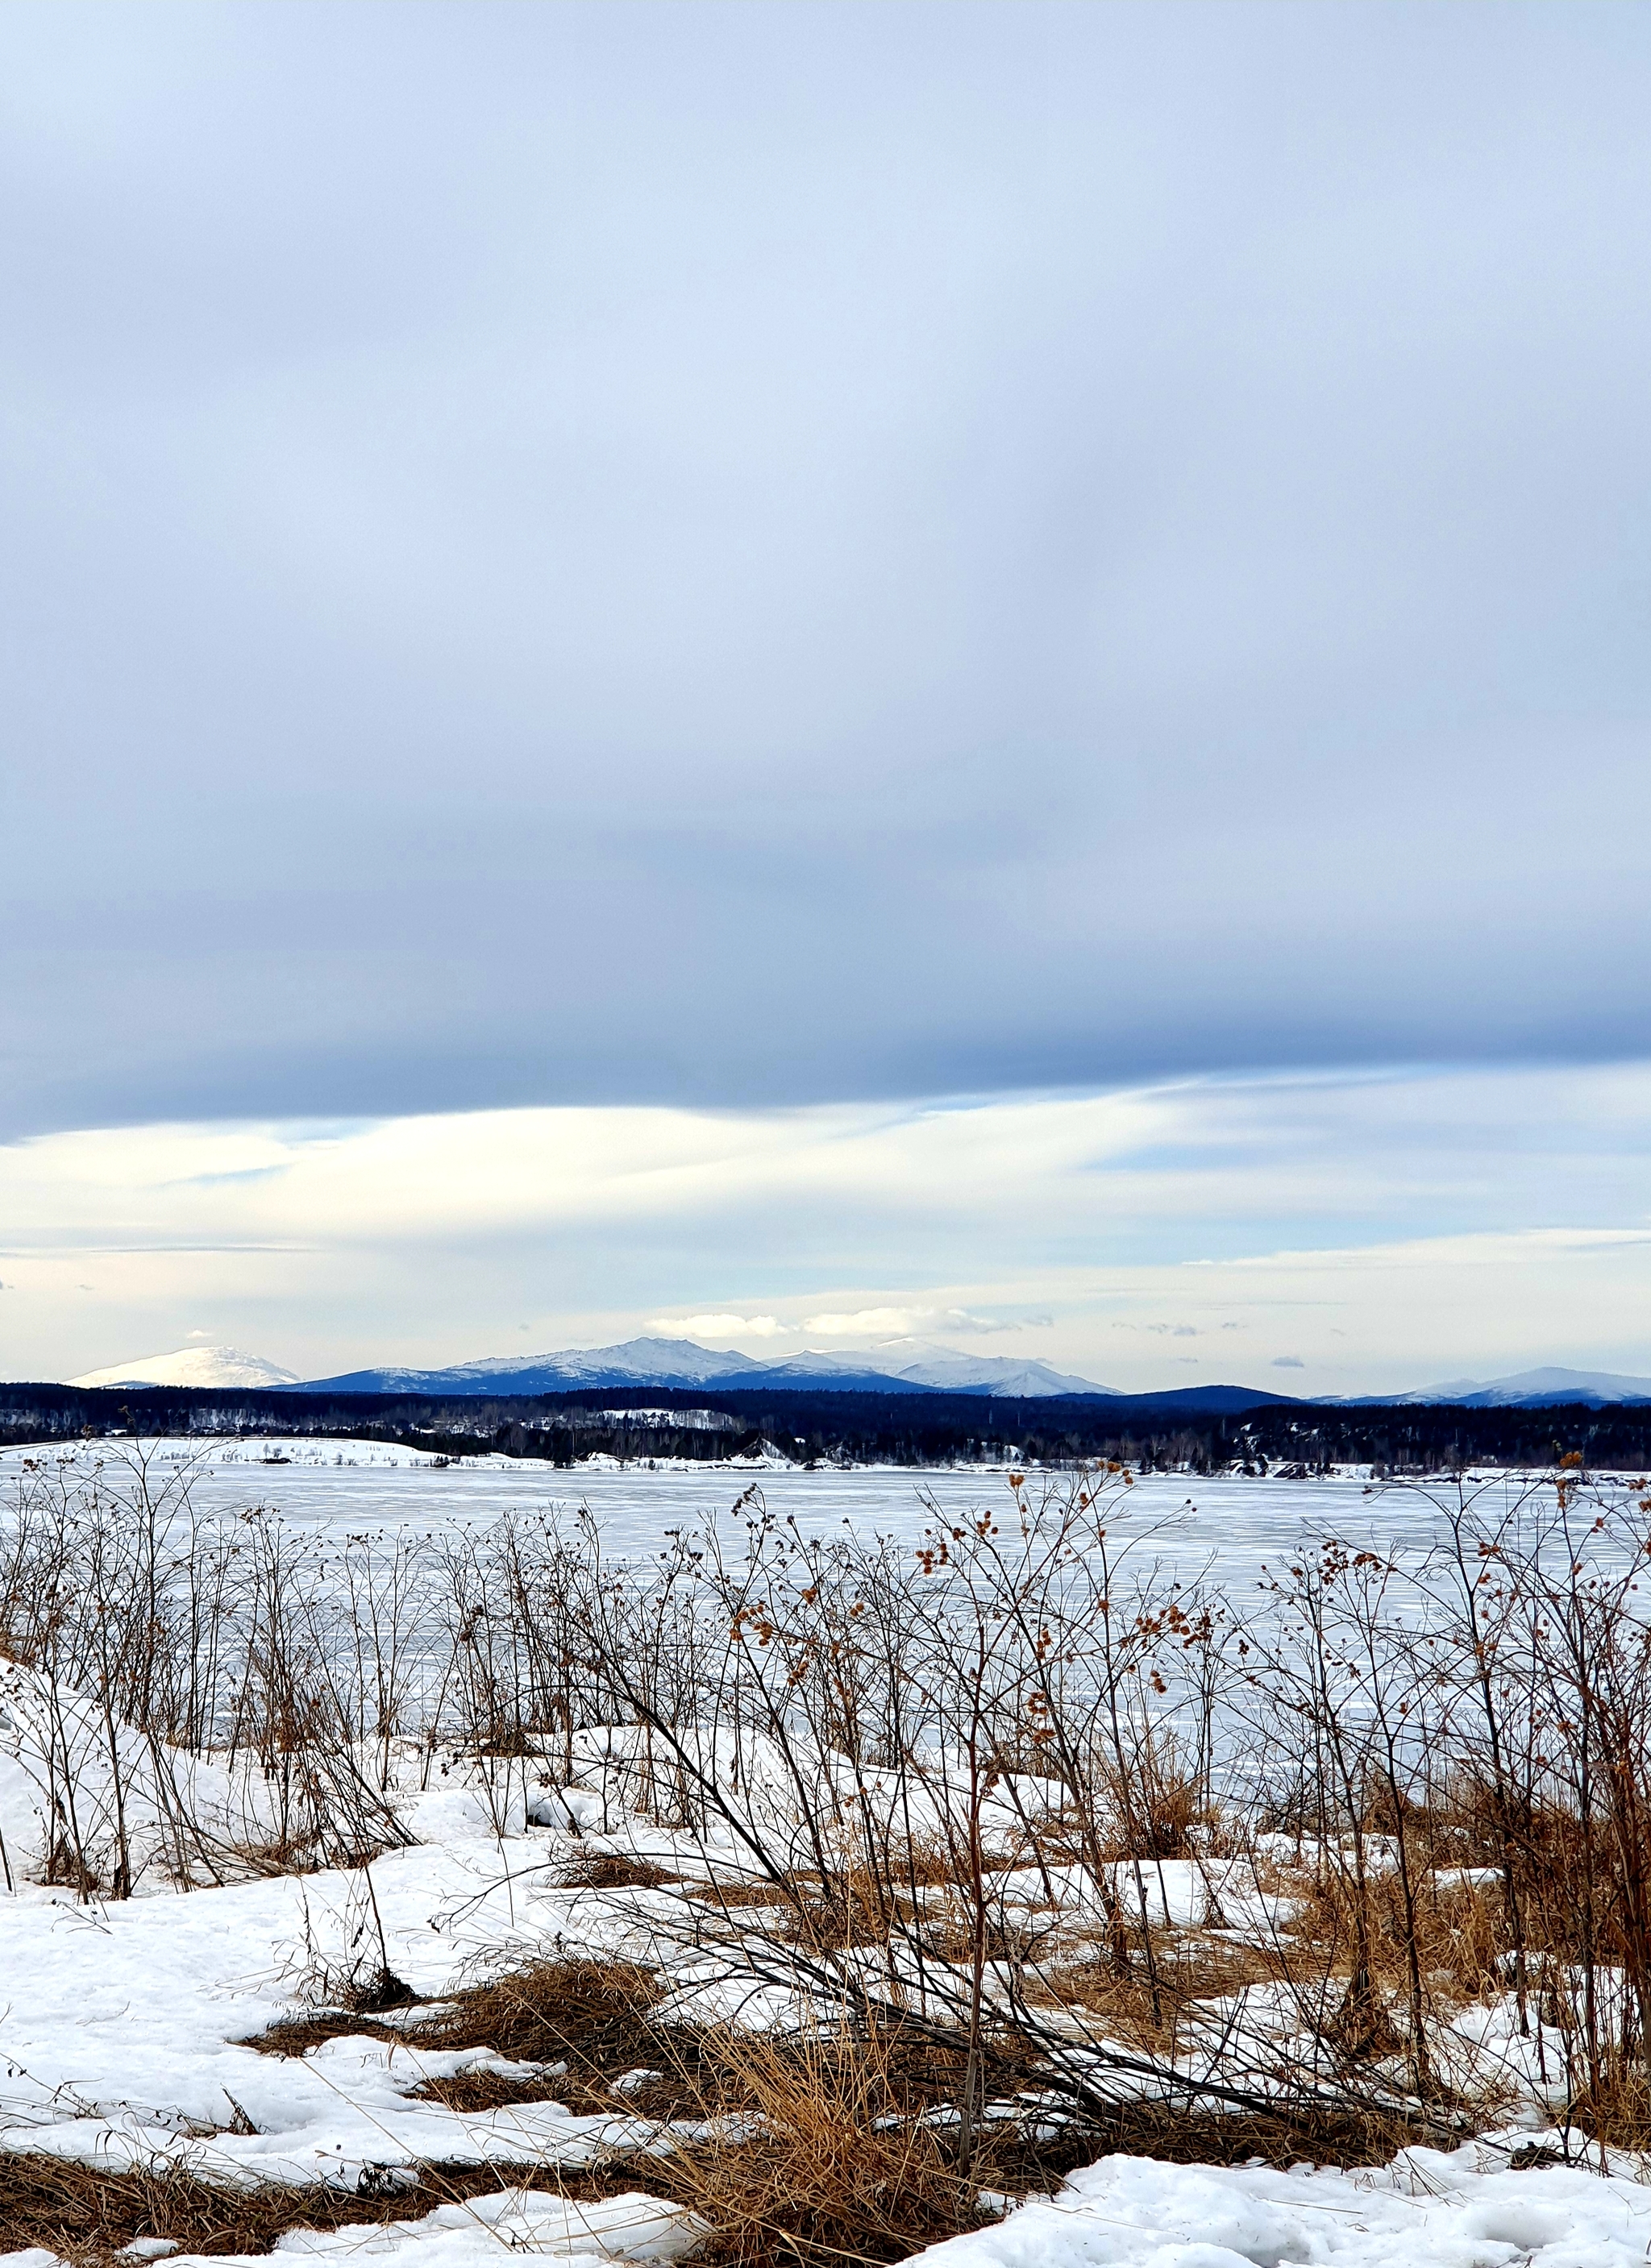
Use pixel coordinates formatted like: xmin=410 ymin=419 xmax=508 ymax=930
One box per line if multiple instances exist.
xmin=249 ymin=1954 xmax=705 ymax=2119
xmin=225 ymin=1833 xmax=400 ymax=1882
xmin=680 ymin=1859 xmax=943 ymax=1951
xmin=1568 ymin=2059 xmax=1651 ymax=2154
xmin=414 ymin=1956 xmax=663 ymax=2067
xmin=245 ymin=2006 xmax=414 ymax=2059
xmin=1041 ymin=1930 xmax=1283 ymax=2050
xmin=788 ymin=1875 xmax=918 ymax=1953
xmin=557 ymin=1847 xmax=683 ymax=1891
xmin=1031 ymin=2099 xmax=1426 ymax=2170
xmin=666 ymin=2024 xmax=990 ymax=2268
xmin=52 ymin=1910 xmax=1457 ymax=2268
xmin=688 ymin=1853 xmax=956 ymax=1937
xmin=1287 ymin=1864 xmax=1507 ymax=2014
xmin=663 ymin=2014 xmax=1426 ymax=2268
xmin=688 ymin=1879 xmax=800 ymax=1911
xmin=408 ymin=2065 xmax=566 ymax=2115
xmin=0 ymin=2153 xmax=631 ymax=2266
xmin=18 ymin=1462 xmax=1651 ymax=2253
xmin=914 ymin=1910 xmax=1042 ymax=1970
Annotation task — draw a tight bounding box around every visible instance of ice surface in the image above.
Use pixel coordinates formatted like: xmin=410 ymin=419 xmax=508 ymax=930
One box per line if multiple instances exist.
xmin=0 ymin=1442 xmax=1486 ymax=1594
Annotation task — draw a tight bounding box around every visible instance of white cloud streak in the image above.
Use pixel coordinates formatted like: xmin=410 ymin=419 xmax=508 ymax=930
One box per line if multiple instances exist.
xmin=3 ymin=1061 xmax=1651 ymax=1393
xmin=798 ymin=1306 xmax=1010 ymax=1340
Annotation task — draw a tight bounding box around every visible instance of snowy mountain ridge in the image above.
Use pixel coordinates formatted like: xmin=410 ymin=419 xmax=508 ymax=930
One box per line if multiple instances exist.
xmin=1376 ymin=1365 xmax=1651 ymax=1408
xmin=295 ymin=1335 xmax=1119 ymax=1399
xmin=56 ymin=1346 xmax=1651 ymax=1407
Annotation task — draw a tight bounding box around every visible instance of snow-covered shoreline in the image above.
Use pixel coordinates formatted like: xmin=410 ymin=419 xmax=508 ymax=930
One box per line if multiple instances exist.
xmin=4 ymin=1443 xmax=1649 ymax=2267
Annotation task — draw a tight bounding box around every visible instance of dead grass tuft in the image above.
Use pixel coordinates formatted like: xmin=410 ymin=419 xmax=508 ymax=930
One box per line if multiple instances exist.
xmin=249 ymin=1954 xmax=704 ymax=2118
xmin=1045 ymin=2099 xmax=1427 ymax=2170
xmin=1042 ymin=1931 xmax=1282 ymax=2050
xmin=414 ymin=1955 xmax=661 ymax=2063
xmin=558 ymin=1847 xmax=683 ymax=1891
xmin=1567 ymin=2059 xmax=1651 ymax=2154
xmin=788 ymin=1872 xmax=917 ymax=1953
xmin=688 ymin=1879 xmax=799 ymax=1912
xmin=224 ymin=1832 xmax=397 ymax=1882
xmin=1290 ymin=1864 xmax=1507 ymax=2017
xmin=0 ymin=2152 xmax=636 ymax=2266
xmin=667 ymin=2024 xmax=989 ymax=2268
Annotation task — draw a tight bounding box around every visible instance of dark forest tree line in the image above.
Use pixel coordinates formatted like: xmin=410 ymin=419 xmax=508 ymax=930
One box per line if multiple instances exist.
xmin=1 ymin=1380 xmax=1648 ymax=1474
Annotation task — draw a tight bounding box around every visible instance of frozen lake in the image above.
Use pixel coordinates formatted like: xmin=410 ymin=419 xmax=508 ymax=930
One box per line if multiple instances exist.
xmin=0 ymin=1435 xmax=1545 ymax=1600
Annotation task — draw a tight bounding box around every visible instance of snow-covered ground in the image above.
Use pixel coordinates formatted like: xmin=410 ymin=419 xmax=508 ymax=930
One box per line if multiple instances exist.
xmin=0 ymin=1812 xmax=655 ymax=2187
xmin=0 ymin=1772 xmax=1641 ymax=2267
xmin=918 ymin=2144 xmax=1651 ymax=2268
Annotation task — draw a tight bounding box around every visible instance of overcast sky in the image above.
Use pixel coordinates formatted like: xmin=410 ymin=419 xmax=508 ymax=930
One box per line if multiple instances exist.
xmin=3 ymin=2 xmax=1649 ymax=1383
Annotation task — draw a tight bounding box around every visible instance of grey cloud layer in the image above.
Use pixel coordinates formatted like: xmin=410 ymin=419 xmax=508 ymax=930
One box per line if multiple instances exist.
xmin=3 ymin=1 xmax=1648 ymax=1132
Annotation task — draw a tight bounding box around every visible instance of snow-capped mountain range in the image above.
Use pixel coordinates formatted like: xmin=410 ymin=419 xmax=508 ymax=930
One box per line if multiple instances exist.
xmin=54 ymin=1346 xmax=1651 ymax=1408
xmin=297 ymin=1335 xmax=1114 ymax=1399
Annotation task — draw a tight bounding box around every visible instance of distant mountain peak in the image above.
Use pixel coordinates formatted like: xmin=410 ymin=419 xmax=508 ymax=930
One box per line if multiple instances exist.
xmin=1395 ymin=1365 xmax=1651 ymax=1408
xmin=68 ymin=1345 xmax=299 ymax=1389
xmin=441 ymin=1335 xmax=763 ymax=1381
xmin=884 ymin=1345 xmax=1118 ymax=1396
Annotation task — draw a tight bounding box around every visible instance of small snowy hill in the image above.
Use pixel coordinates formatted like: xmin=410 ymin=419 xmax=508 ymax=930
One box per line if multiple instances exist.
xmin=68 ymin=1344 xmax=299 ymax=1389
